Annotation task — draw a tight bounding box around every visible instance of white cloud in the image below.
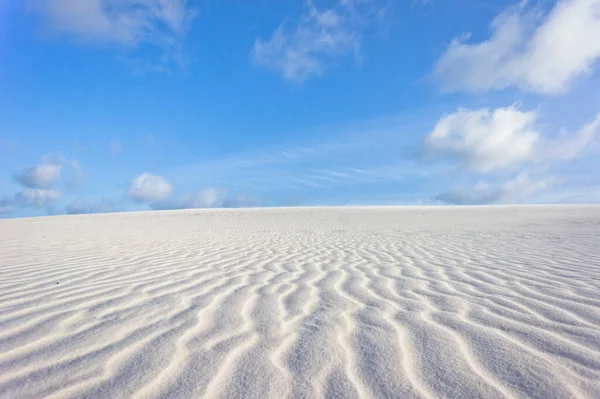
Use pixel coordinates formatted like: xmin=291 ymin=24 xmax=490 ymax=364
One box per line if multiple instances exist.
xmin=424 ymin=105 xmax=540 ymax=171
xmin=14 ymin=188 xmax=61 ymax=208
xmin=13 ymin=163 xmax=62 ymax=189
xmin=12 ymin=155 xmax=85 ymax=191
xmin=543 ymin=112 xmax=600 ymax=160
xmin=426 ymin=107 xmax=600 ymax=205
xmin=433 ymin=0 xmax=600 ymax=94
xmin=436 ymin=172 xmax=555 ymax=205
xmin=110 ymin=141 xmax=122 ymax=156
xmin=127 ymin=172 xmax=172 ymax=203
xmin=252 ymin=0 xmax=368 ymax=82
xmin=29 ymin=0 xmax=193 ymax=47
xmin=1 ymin=154 xmax=85 ymax=214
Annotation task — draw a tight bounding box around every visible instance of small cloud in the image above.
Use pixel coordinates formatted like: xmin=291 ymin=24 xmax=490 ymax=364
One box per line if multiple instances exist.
xmin=126 ymin=172 xmax=172 ymax=203
xmin=436 ymin=172 xmax=555 ymax=205
xmin=14 ymin=188 xmax=61 ymax=208
xmin=424 ymin=105 xmax=539 ymax=172
xmin=13 ymin=154 xmax=85 ymax=191
xmin=109 ymin=141 xmax=122 ymax=157
xmin=433 ymin=0 xmax=600 ymax=94
xmin=3 ymin=154 xmax=83 ymax=214
xmin=13 ymin=163 xmax=62 ymax=189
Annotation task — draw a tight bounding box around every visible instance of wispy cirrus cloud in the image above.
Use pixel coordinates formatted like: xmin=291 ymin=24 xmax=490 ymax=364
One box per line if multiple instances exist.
xmin=28 ymin=0 xmax=196 ymax=68
xmin=29 ymin=0 xmax=194 ymax=46
xmin=252 ymin=0 xmax=384 ymax=82
xmin=170 ymin=115 xmax=425 ymax=195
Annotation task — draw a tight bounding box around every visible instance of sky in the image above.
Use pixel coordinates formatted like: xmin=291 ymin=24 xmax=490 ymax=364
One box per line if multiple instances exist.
xmin=1 ymin=0 xmax=600 ymax=218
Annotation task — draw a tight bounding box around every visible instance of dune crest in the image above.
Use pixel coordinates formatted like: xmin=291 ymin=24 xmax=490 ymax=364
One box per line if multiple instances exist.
xmin=1 ymin=206 xmax=599 ymax=398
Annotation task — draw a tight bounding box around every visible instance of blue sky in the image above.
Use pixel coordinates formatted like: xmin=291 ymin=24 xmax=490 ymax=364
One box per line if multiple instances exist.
xmin=1 ymin=0 xmax=600 ymax=217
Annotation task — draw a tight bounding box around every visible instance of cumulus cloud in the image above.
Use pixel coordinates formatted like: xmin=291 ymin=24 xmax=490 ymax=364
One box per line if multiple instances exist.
xmin=13 ymin=163 xmax=62 ymax=189
xmin=436 ymin=172 xmax=555 ymax=205
xmin=425 ymin=105 xmax=600 ymax=205
xmin=13 ymin=155 xmax=85 ymax=191
xmin=433 ymin=0 xmax=600 ymax=94
xmin=14 ymin=188 xmax=61 ymax=208
xmin=424 ymin=105 xmax=540 ymax=172
xmin=29 ymin=0 xmax=194 ymax=47
xmin=1 ymin=154 xmax=86 ymax=214
xmin=424 ymin=105 xmax=600 ymax=174
xmin=127 ymin=172 xmax=172 ymax=203
xmin=253 ymin=0 xmax=380 ymax=81
xmin=0 ymin=188 xmax=61 ymax=212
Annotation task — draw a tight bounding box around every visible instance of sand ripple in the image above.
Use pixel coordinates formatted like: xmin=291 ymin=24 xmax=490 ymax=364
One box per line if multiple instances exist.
xmin=0 ymin=206 xmax=599 ymax=398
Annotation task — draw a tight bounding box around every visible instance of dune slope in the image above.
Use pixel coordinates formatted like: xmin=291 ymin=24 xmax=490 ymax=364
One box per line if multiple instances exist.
xmin=0 ymin=206 xmax=599 ymax=398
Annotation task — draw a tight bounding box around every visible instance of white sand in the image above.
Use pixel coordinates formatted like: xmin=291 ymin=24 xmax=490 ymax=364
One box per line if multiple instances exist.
xmin=0 ymin=206 xmax=599 ymax=398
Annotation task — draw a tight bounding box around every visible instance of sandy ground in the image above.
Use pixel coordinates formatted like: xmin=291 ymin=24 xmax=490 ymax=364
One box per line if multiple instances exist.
xmin=0 ymin=206 xmax=599 ymax=398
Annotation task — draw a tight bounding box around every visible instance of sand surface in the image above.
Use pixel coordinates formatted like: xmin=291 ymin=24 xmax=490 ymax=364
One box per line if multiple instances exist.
xmin=0 ymin=206 xmax=599 ymax=398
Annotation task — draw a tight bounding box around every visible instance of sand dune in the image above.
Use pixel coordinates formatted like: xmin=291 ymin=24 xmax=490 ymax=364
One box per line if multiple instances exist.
xmin=0 ymin=206 xmax=599 ymax=398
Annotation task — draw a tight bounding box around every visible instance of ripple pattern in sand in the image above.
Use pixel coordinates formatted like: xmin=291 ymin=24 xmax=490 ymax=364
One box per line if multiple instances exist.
xmin=0 ymin=206 xmax=599 ymax=398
